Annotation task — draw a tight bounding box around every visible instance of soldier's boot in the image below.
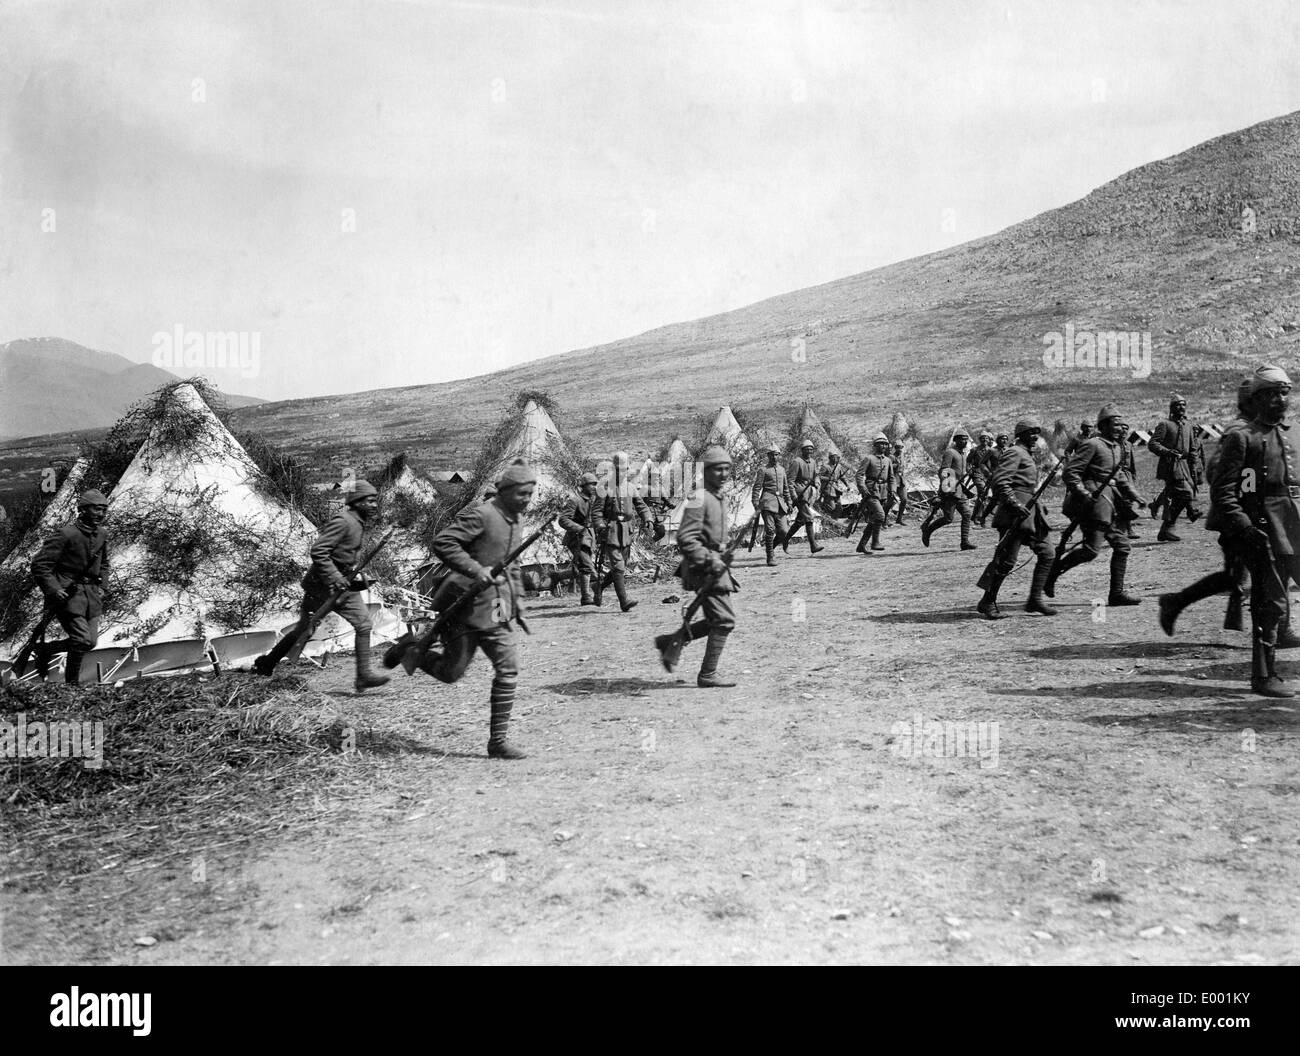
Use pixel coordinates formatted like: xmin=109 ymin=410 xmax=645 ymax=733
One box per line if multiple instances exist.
xmin=959 ymin=517 xmax=977 ymax=551
xmin=1149 ymin=489 xmax=1166 ymax=520
xmin=1126 ymin=522 xmax=1141 ymax=539
xmin=697 ymin=630 xmax=736 ymax=688
xmin=593 ymin=572 xmax=605 ymax=606
xmin=807 ymin=523 xmax=824 ymax=554
xmin=920 ymin=511 xmax=938 ymax=548
xmin=1277 ymin=614 xmax=1300 ymax=649
xmin=856 ymin=525 xmax=872 ymax=554
xmin=1044 ymin=548 xmax=1086 ymax=598
xmin=783 ymin=517 xmax=803 ymax=553
xmin=612 ymin=570 xmax=637 ymax=612
xmin=579 ymin=574 xmax=595 ymax=605
xmin=1025 ymin=558 xmax=1057 ymax=616
xmin=383 ymin=632 xmax=416 ymax=669
xmin=977 ymin=578 xmax=1004 ymax=620
xmin=871 ymin=525 xmax=885 ymax=551
xmin=1157 ymin=513 xmax=1181 ymax=543
xmin=354 ymin=632 xmax=390 ymax=691
xmin=1157 ymin=571 xmax=1234 ymax=636
xmin=64 ymin=648 xmax=86 ymax=686
xmin=487 ymin=675 xmax=527 ymax=758
xmin=1251 ymin=630 xmax=1294 ymax=698
xmin=1107 ymin=552 xmax=1142 ymax=606
xmin=765 ymin=530 xmax=777 ymax=567
xmin=255 ymin=629 xmax=302 ymax=676
xmin=33 ymin=641 xmax=52 ymax=681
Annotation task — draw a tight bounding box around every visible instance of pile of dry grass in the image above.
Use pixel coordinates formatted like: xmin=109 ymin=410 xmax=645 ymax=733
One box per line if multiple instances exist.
xmin=0 ymin=674 xmax=355 ymax=888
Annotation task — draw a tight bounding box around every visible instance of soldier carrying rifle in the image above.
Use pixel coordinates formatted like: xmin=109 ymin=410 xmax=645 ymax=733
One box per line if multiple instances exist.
xmin=854 ymin=434 xmax=893 ymax=554
xmin=558 ymin=471 xmax=600 ymax=605
xmin=921 ymin=427 xmax=978 ymax=551
xmin=784 ymin=439 xmax=825 ymax=555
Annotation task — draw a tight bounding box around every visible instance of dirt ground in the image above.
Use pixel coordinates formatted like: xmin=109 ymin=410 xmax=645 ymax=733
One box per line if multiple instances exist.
xmin=4 ymin=511 xmax=1300 ymax=965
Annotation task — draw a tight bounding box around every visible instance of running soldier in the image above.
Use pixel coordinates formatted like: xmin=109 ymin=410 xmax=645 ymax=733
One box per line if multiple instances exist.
xmin=785 ymin=439 xmax=825 ymax=554
xmin=593 ymin=451 xmax=652 ymax=611
xmin=29 ymin=489 xmax=110 ymax=684
xmin=970 ymin=431 xmax=997 ymax=527
xmin=752 ymin=443 xmax=794 ymax=567
xmin=1148 ymin=393 xmax=1205 ymax=542
xmin=1202 ymin=367 xmax=1300 ymax=696
xmin=976 ymin=419 xmax=1055 ymax=619
xmin=890 ymin=441 xmax=908 ymax=524
xmin=818 ymin=451 xmax=853 ymax=517
xmin=1045 ymin=407 xmax=1145 ymax=606
xmin=558 ymin=471 xmax=600 ymax=605
xmin=255 ymin=481 xmax=390 ymax=691
xmin=658 ymin=446 xmax=739 ymax=688
xmin=854 ymin=434 xmax=893 ymax=554
xmin=921 ymin=428 xmax=978 ymax=551
xmin=1065 ymin=421 xmax=1094 ymax=456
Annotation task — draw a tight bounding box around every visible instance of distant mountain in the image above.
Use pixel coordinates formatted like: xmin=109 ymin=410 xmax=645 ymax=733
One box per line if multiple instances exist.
xmin=0 ymin=338 xmax=264 ymax=439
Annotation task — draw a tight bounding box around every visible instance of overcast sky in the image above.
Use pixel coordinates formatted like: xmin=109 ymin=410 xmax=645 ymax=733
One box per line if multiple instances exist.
xmin=2 ymin=0 xmax=1299 ymax=401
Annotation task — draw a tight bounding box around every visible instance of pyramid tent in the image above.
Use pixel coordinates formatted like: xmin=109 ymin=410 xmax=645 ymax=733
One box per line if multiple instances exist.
xmin=370 ymin=454 xmax=441 ymax=576
xmin=0 ymin=457 xmax=89 ymax=574
xmin=652 ymin=436 xmax=693 ymax=506
xmin=667 ymin=407 xmax=756 ymax=540
xmin=793 ymin=406 xmax=842 ymax=460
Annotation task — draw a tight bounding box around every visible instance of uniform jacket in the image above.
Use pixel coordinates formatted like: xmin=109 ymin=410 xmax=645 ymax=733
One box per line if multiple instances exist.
xmin=990 ymin=445 xmax=1052 ymax=538
xmin=968 ymin=443 xmax=997 ymax=483
xmin=1148 ymin=416 xmax=1204 ymax=487
xmin=939 ymin=446 xmax=973 ymax=497
xmin=306 ymin=507 xmax=367 ymax=591
xmin=558 ymin=491 xmax=599 ymax=554
xmin=31 ymin=519 xmax=110 ymax=618
xmin=751 ymin=463 xmax=793 ymax=514
xmin=1063 ymin=436 xmax=1141 ymax=525
xmin=788 ymin=456 xmax=819 ymax=504
xmin=675 ymin=488 xmax=736 ymax=594
xmin=1207 ymin=418 xmax=1300 ymax=555
xmin=432 ymin=499 xmax=527 ymax=630
xmin=855 ymin=453 xmax=894 ymax=499
xmin=593 ymin=488 xmax=651 ymax=549
xmin=891 ymin=454 xmax=907 ymax=495
xmin=819 ymin=461 xmax=852 ymax=501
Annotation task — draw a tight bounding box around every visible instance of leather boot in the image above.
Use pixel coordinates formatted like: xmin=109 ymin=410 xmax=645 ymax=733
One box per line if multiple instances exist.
xmin=807 ymin=523 xmax=824 ymax=554
xmin=977 ymin=580 xmax=1003 ymax=620
xmin=354 ymin=631 xmax=390 ymax=691
xmin=697 ymin=630 xmax=735 ymax=688
xmin=64 ymin=648 xmax=86 ymax=686
xmin=856 ymin=526 xmax=872 ymax=554
xmin=33 ymin=641 xmax=53 ymax=681
xmin=1158 ymin=520 xmax=1181 ymax=543
xmin=1025 ymin=557 xmax=1057 ymax=616
xmin=382 ymin=631 xmax=416 ymax=669
xmin=1252 ymin=631 xmax=1294 ymax=697
xmin=612 ymin=570 xmax=637 ymax=612
xmin=579 ymin=574 xmax=595 ymax=605
xmin=921 ymin=512 xmax=938 ymax=548
xmin=487 ymin=675 xmax=527 ymax=758
xmin=783 ymin=518 xmax=802 ymax=553
xmin=1277 ymin=614 xmax=1300 ymax=649
xmin=959 ymin=517 xmax=977 ymax=550
xmin=1044 ymin=547 xmax=1088 ymax=598
xmin=871 ymin=525 xmax=885 ymax=551
xmin=765 ymin=530 xmax=777 ymax=567
xmin=1107 ymin=552 xmax=1141 ymax=606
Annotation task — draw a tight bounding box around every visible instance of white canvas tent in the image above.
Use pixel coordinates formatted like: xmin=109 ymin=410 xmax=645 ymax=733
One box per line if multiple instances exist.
xmin=666 ymin=406 xmax=756 ymax=541
xmin=371 ymin=456 xmax=441 ymax=577
xmin=0 ymin=457 xmax=89 ymax=574
xmin=795 ymin=406 xmax=842 ymax=460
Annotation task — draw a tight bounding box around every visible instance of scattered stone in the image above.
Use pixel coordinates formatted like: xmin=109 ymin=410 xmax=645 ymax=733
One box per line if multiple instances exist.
xmin=831 ymin=909 xmax=852 ymax=920
xmin=948 ymin=929 xmax=972 ymax=942
xmin=1138 ymin=924 xmax=1165 ymax=939
xmin=133 ymin=936 xmax=157 ymax=947
xmin=1031 ymin=930 xmax=1053 ymax=941
xmin=553 ymin=830 xmax=575 ymax=842
xmin=943 ymin=915 xmax=963 ymax=927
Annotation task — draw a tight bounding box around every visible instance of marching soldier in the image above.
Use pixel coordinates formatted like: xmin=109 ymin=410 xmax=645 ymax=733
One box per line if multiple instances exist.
xmin=1148 ymin=393 xmax=1205 ymax=542
xmin=29 ymin=489 xmax=110 ymax=684
xmin=784 ymin=439 xmax=825 ymax=554
xmin=969 ymin=431 xmax=998 ymax=526
xmin=1201 ymin=366 xmax=1300 ymax=696
xmin=658 ymin=446 xmax=738 ymax=688
xmin=921 ymin=428 xmax=978 ymax=551
xmin=854 ymin=434 xmax=894 ymax=554
xmin=818 ymin=451 xmax=853 ymax=517
xmin=593 ymin=451 xmax=652 ymax=611
xmin=976 ymin=419 xmax=1055 ymax=619
xmin=1065 ymin=421 xmax=1094 ymax=456
xmin=890 ymin=441 xmax=908 ymax=524
xmin=1116 ymin=429 xmax=1142 ymax=540
xmin=255 ymin=481 xmax=390 ymax=691
xmin=1045 ymin=406 xmax=1145 ymax=606
xmin=752 ymin=443 xmax=794 ymax=567
xmin=387 ymin=460 xmax=538 ymax=756
xmin=994 ymin=433 xmax=1010 ymax=455
xmin=558 ymin=471 xmax=600 ymax=605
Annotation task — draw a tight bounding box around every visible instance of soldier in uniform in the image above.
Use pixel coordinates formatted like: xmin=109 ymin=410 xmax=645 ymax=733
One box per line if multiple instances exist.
xmin=890 ymin=441 xmax=908 ymax=524
xmin=558 ymin=471 xmax=600 ymax=605
xmin=29 ymin=489 xmax=110 ymax=684
xmin=1148 ymin=393 xmax=1205 ymax=542
xmin=968 ymin=431 xmax=996 ymax=527
xmin=752 ymin=443 xmax=793 ymax=567
xmin=592 ymin=452 xmax=652 ymax=611
xmin=1065 ymin=421 xmax=1094 ymax=456
xmin=387 ymin=460 xmax=537 ymax=756
xmin=1046 ymin=406 xmax=1145 ymax=606
xmin=976 ymin=419 xmax=1055 ymax=619
xmin=784 ymin=439 xmax=825 ymax=554
xmin=854 ymin=434 xmax=894 ymax=554
xmin=1202 ymin=366 xmax=1300 ymax=696
xmin=1116 ymin=430 xmax=1141 ymax=540
xmin=657 ymin=446 xmax=739 ymax=688
xmin=255 ymin=481 xmax=390 ymax=691
xmin=921 ymin=428 xmax=978 ymax=551
xmin=818 ymin=451 xmax=853 ymax=517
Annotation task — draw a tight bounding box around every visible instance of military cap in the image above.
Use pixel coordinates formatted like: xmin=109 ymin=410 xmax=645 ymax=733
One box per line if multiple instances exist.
xmin=1014 ymin=417 xmax=1041 ymax=436
xmin=1097 ymin=405 xmax=1122 ymax=424
xmin=873 ymin=433 xmax=889 ymax=444
xmin=799 ymin=438 xmax=814 ymax=449
xmin=1249 ymin=365 xmax=1292 ymax=394
xmin=580 ymin=471 xmax=598 ymax=486
xmin=701 ymin=445 xmax=732 ymax=466
xmin=77 ymin=489 xmax=109 ymax=508
xmin=1236 ymin=376 xmax=1254 ymax=412
xmin=497 ymin=460 xmax=538 ymax=489
xmin=995 ymin=433 xmax=1009 ymax=442
xmin=951 ymin=428 xmax=970 ymax=439
xmin=978 ymin=430 xmax=993 ymax=440
xmin=766 ymin=443 xmax=781 ymax=454
xmin=344 ymin=480 xmax=378 ymax=505
xmin=1079 ymin=420 xmax=1090 ymax=430
xmin=1169 ymin=392 xmax=1187 ymax=404
xmin=827 ymin=451 xmax=840 ymax=460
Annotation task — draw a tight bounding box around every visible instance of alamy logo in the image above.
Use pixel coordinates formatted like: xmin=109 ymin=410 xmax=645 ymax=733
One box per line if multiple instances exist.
xmin=50 ymin=987 xmax=151 ymax=1036
xmin=0 ymin=712 xmax=104 ymax=769
xmin=888 ymin=714 xmax=1000 ymax=769
xmin=152 ymin=323 xmax=261 ymax=378
xmin=1042 ymin=323 xmax=1151 ymax=379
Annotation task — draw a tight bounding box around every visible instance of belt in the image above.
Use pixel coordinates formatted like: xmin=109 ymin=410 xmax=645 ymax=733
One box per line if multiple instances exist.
xmin=1263 ymin=485 xmax=1300 ymax=498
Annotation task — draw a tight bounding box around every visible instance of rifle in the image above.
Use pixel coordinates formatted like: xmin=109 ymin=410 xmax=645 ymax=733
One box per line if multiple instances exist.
xmin=1047 ymin=450 xmax=1127 ymax=584
xmin=657 ymin=514 xmax=758 ymax=672
xmin=10 ymin=606 xmax=60 ymax=678
xmin=592 ymin=513 xmax=608 ymax=599
xmin=1224 ymin=550 xmax=1246 ymax=632
xmin=976 ymin=458 xmax=1062 ymax=591
xmin=407 ymin=517 xmax=556 ymax=669
xmin=283 ymin=528 xmax=396 ymax=663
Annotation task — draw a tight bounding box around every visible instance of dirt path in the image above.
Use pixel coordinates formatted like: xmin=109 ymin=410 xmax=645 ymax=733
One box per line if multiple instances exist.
xmin=10 ymin=517 xmax=1300 ymax=964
